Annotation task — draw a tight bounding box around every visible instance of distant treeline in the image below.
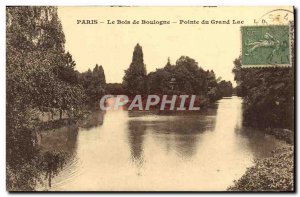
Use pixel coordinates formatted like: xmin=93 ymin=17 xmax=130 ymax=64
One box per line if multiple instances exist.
xmin=7 ymin=6 xmax=234 ymax=127
xmin=232 ymin=58 xmax=294 ymax=130
xmin=110 ymin=44 xmax=233 ymax=102
xmin=7 ymin=5 xmax=233 ymax=137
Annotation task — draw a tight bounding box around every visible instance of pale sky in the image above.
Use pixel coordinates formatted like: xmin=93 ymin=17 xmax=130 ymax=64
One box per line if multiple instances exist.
xmin=57 ymin=6 xmax=293 ymax=85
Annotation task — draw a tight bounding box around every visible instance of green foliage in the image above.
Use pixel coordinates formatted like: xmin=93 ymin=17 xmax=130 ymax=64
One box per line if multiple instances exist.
xmin=228 ymin=146 xmax=294 ymax=191
xmin=232 ymin=58 xmax=294 ymax=129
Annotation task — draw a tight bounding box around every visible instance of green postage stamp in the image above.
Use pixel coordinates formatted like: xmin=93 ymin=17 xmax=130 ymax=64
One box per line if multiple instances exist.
xmin=241 ymin=25 xmax=290 ymax=67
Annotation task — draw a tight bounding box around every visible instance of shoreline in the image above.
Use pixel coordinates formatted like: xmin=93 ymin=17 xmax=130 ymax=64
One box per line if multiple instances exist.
xmin=227 ymin=131 xmax=294 ymax=191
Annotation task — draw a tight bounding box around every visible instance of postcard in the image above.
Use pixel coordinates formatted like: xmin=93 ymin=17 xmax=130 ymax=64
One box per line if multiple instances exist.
xmin=6 ymin=6 xmax=295 ymax=192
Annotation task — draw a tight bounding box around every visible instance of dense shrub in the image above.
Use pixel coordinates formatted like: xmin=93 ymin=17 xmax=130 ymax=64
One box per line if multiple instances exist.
xmin=232 ymin=58 xmax=294 ymax=130
xmin=228 ymin=146 xmax=294 ymax=191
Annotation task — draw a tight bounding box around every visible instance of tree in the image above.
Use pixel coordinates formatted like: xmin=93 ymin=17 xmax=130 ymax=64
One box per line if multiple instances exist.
xmin=147 ymin=56 xmax=208 ymax=95
xmin=206 ymin=70 xmax=219 ymax=101
xmin=123 ymin=44 xmax=147 ymax=95
xmin=7 ymin=6 xmax=65 ymax=52
xmin=232 ymin=57 xmax=294 ymax=129
xmin=218 ymin=80 xmax=233 ymax=97
xmin=106 ymin=83 xmax=126 ymax=95
xmin=79 ymin=64 xmax=106 ymax=107
xmin=6 ymin=6 xmax=87 ymax=190
xmin=55 ymin=52 xmax=79 ymax=84
xmin=232 ymin=57 xmax=243 ymax=96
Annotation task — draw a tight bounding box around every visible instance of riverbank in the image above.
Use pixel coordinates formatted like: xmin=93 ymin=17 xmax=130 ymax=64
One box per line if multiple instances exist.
xmin=227 ymin=144 xmax=294 ymax=191
xmin=265 ymin=128 xmax=294 ymax=144
xmin=227 ymin=126 xmax=294 ymax=191
xmin=36 ymin=108 xmax=94 ymax=132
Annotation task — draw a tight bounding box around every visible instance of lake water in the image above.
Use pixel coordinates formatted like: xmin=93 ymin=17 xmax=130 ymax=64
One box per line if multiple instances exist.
xmin=38 ymin=96 xmax=285 ymax=191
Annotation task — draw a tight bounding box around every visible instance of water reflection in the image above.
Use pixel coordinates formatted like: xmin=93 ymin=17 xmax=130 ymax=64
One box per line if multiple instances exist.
xmin=41 ymin=151 xmax=68 ymax=188
xmin=36 ymin=125 xmax=79 ymax=190
xmin=7 ymin=127 xmax=41 ymax=191
xmin=127 ymin=120 xmax=147 ymax=168
xmin=7 ymin=123 xmax=80 ymax=191
xmin=80 ymin=110 xmax=105 ymax=130
xmin=126 ymin=112 xmax=216 ymax=160
xmin=38 ymin=96 xmax=285 ymax=191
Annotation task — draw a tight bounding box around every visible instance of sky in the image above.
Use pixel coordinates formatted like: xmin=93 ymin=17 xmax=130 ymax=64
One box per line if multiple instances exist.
xmin=57 ymin=6 xmax=293 ymax=85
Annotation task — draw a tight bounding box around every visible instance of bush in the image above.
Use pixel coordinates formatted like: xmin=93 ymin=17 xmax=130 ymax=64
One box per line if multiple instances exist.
xmin=232 ymin=58 xmax=294 ymax=130
xmin=228 ymin=146 xmax=294 ymax=191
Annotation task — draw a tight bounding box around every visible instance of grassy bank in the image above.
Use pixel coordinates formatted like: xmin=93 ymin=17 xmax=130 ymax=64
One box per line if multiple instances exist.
xmin=228 ymin=145 xmax=294 ymax=191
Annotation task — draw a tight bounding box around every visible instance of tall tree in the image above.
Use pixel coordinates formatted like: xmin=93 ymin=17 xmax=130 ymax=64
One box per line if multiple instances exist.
xmin=123 ymin=44 xmax=147 ymax=95
xmin=6 ymin=6 xmax=86 ymax=190
xmin=79 ymin=64 xmax=106 ymax=107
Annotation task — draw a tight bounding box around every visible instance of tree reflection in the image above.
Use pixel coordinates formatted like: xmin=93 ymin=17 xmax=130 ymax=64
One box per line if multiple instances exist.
xmin=7 ymin=124 xmax=79 ymax=191
xmin=7 ymin=127 xmax=42 ymax=191
xmin=148 ymin=116 xmax=206 ymax=158
xmin=80 ymin=111 xmax=105 ymax=130
xmin=127 ymin=120 xmax=147 ymax=168
xmin=41 ymin=151 xmax=68 ymax=188
xmin=126 ymin=112 xmax=217 ymax=161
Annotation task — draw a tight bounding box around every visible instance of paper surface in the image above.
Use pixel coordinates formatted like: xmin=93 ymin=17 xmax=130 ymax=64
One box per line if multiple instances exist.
xmin=6 ymin=6 xmax=295 ymax=192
